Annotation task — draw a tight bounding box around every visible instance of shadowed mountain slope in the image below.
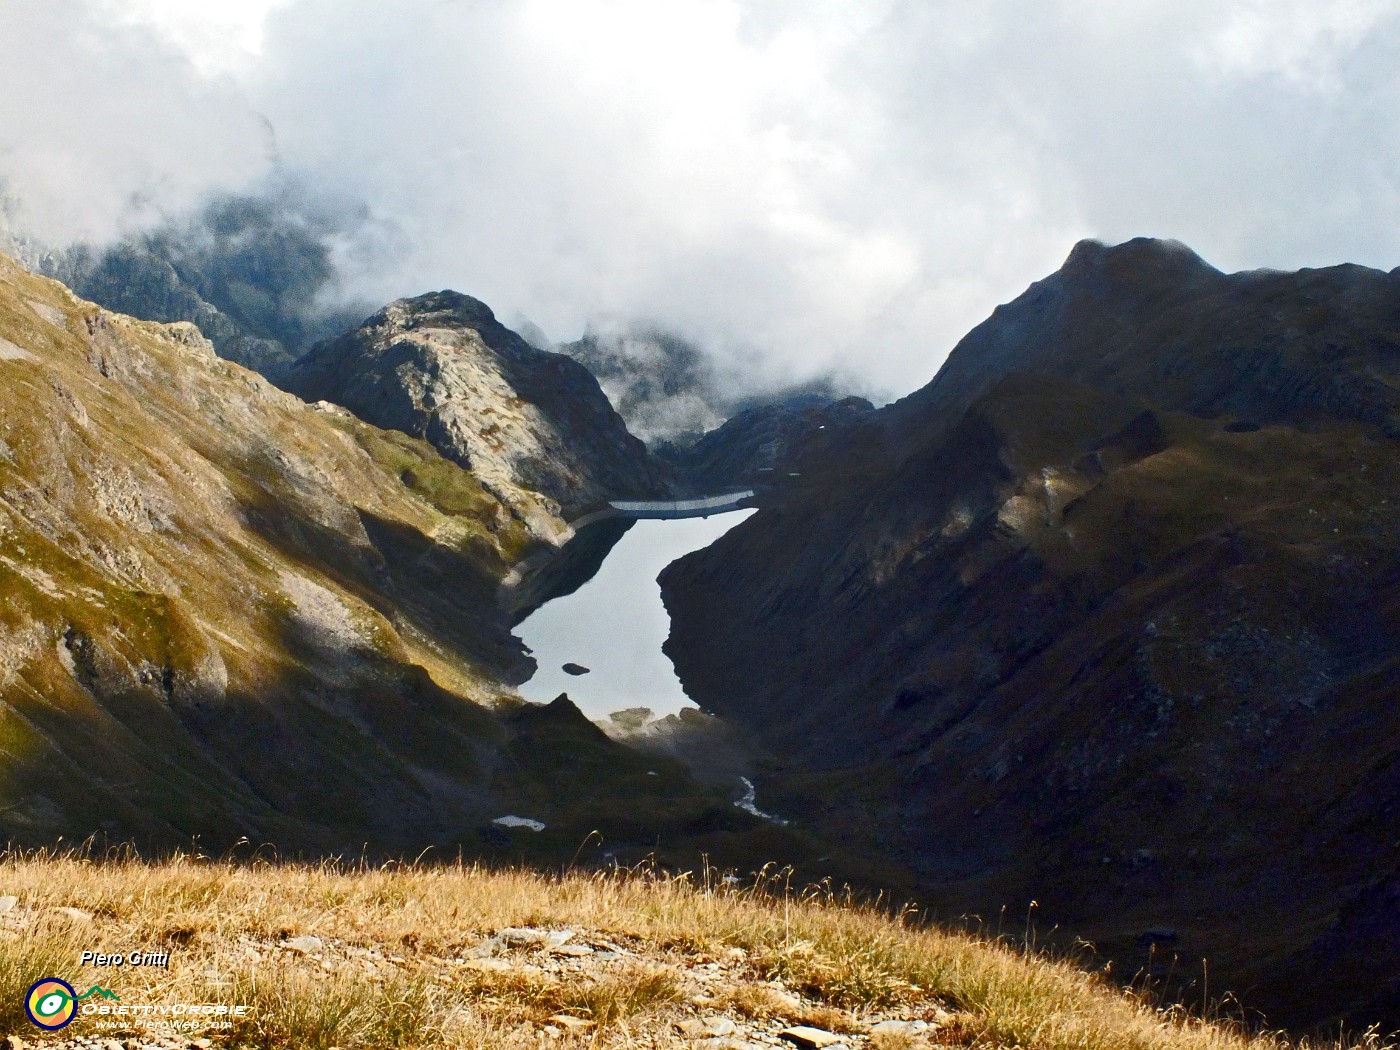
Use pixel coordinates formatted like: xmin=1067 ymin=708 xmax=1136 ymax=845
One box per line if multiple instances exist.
xmin=660 ymin=238 xmax=1400 ymax=1029
xmin=884 ymin=237 xmax=1400 ymax=448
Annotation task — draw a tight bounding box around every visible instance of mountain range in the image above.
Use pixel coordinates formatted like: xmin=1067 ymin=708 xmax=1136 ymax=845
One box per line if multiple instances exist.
xmin=1 ymin=232 xmax=1398 ymax=1031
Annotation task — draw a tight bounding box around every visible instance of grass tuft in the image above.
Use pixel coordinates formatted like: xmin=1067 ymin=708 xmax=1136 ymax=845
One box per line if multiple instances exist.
xmin=557 ymin=963 xmax=683 ymax=1029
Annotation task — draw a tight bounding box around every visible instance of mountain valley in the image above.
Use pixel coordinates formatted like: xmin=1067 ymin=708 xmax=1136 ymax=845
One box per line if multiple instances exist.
xmin=0 ymin=251 xmax=834 ymax=879
xmin=0 ymin=236 xmax=1397 ymax=1033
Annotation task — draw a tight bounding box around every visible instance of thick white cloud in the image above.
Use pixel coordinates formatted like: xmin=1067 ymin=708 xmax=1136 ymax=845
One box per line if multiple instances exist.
xmin=0 ymin=0 xmax=272 ymax=245
xmin=3 ymin=0 xmax=1400 ymax=397
xmin=91 ymin=0 xmax=289 ymax=74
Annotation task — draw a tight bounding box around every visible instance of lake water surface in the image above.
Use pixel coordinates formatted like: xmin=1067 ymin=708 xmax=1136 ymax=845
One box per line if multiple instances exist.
xmin=516 ymin=510 xmax=755 ymax=721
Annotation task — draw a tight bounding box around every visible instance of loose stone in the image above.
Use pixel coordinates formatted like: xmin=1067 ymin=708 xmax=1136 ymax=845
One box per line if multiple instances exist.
xmin=778 ymin=1027 xmax=843 ymax=1049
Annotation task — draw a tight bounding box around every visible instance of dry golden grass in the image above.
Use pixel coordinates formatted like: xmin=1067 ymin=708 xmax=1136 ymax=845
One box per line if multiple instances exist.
xmin=0 ymin=850 xmax=1388 ymax=1050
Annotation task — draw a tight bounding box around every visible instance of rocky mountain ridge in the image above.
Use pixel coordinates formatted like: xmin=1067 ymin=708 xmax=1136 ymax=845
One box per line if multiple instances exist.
xmin=659 ymin=238 xmax=1400 ymax=1029
xmin=39 ymin=241 xmax=301 ymax=375
xmin=3 ymin=204 xmax=864 ymax=502
xmin=281 ymin=291 xmax=673 ymax=544
xmin=556 ymin=324 xmax=860 ymax=462
xmin=559 ymin=326 xmax=731 ymax=446
xmin=883 ymin=237 xmax=1400 ymax=451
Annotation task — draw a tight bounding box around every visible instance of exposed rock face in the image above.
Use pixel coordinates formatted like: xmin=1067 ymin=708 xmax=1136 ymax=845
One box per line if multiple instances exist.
xmin=43 ymin=241 xmax=299 ymax=376
xmin=0 ymin=252 xmax=741 ymax=856
xmin=660 ymin=238 xmax=1400 ymax=1029
xmin=556 ymin=323 xmax=859 ymax=453
xmin=283 ymin=291 xmax=671 ymax=541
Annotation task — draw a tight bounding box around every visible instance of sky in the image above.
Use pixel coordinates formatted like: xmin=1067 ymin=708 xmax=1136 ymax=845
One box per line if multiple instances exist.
xmin=3 ymin=0 xmax=1400 ymax=398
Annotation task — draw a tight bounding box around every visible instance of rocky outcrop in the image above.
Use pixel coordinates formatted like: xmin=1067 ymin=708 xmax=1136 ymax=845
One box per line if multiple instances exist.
xmin=282 ymin=292 xmax=671 ymax=542
xmin=659 ymin=238 xmax=1400 ymax=1029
